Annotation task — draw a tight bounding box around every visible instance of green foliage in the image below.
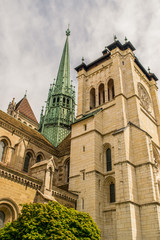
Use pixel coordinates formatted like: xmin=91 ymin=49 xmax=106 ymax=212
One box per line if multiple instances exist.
xmin=0 ymin=201 xmax=100 ymax=240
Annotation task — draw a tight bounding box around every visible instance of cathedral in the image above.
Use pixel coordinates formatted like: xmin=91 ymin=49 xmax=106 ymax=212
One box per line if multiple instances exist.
xmin=0 ymin=28 xmax=160 ymax=240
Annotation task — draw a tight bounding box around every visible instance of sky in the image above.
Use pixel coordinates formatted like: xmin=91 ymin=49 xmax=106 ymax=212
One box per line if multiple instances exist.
xmin=0 ymin=0 xmax=160 ymax=121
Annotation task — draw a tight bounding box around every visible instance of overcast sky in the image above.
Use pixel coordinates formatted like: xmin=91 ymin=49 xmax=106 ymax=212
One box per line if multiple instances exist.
xmin=0 ymin=0 xmax=160 ymax=121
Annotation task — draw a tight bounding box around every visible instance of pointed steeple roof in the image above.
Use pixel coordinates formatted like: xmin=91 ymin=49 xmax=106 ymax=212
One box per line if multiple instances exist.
xmin=55 ymin=28 xmax=70 ymax=90
xmin=15 ymin=96 xmax=38 ymax=124
xmin=39 ymin=28 xmax=75 ymax=147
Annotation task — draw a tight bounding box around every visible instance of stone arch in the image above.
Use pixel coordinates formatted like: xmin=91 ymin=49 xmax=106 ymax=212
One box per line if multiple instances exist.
xmin=90 ymin=87 xmax=96 ymax=109
xmin=103 ymin=143 xmax=112 ymax=172
xmin=25 ymin=149 xmax=36 ymax=159
xmin=104 ymin=176 xmax=116 ymax=204
xmin=0 ymin=136 xmax=11 ymax=163
xmin=107 ymin=79 xmax=115 ymax=101
xmin=45 ymin=158 xmax=55 ymax=191
xmin=36 ymin=152 xmax=44 ymax=163
xmin=0 ymin=198 xmax=19 ymax=227
xmin=98 ymin=83 xmax=105 ymax=105
xmin=23 ymin=149 xmax=35 ymax=172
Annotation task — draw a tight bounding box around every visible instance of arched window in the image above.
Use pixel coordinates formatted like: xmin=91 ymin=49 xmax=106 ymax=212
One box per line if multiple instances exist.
xmin=63 ymin=97 xmax=65 ymax=106
xmin=0 ymin=140 xmax=7 ymax=162
xmin=90 ymin=88 xmax=96 ymax=109
xmin=53 ymin=98 xmax=56 ymax=105
xmin=98 ymin=83 xmax=105 ymax=105
xmin=49 ymin=167 xmax=52 ymax=190
xmin=57 ymin=97 xmax=59 ymax=104
xmin=108 ymin=79 xmax=115 ymax=101
xmin=106 ymin=148 xmax=112 ymax=171
xmin=23 ymin=152 xmax=32 ymax=172
xmin=66 ymin=160 xmax=70 ymax=183
xmin=36 ymin=154 xmax=42 ymax=163
xmin=0 ymin=211 xmax=5 ymax=229
xmin=110 ymin=182 xmax=115 ymax=203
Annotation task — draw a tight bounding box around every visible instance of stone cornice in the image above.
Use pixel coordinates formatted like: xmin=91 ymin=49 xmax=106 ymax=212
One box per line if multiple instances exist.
xmin=114 ymin=159 xmax=156 ymax=169
xmin=52 ymin=186 xmax=78 ymax=203
xmin=0 ymin=163 xmax=42 ymax=190
xmin=116 ymin=200 xmax=160 ymax=207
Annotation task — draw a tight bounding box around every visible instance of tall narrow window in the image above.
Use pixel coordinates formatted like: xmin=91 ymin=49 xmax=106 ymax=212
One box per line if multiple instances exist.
xmin=108 ymin=79 xmax=115 ymax=101
xmin=23 ymin=152 xmax=32 ymax=172
xmin=110 ymin=182 xmax=115 ymax=203
xmin=90 ymin=88 xmax=96 ymax=109
xmin=0 ymin=211 xmax=5 ymax=229
xmin=63 ymin=97 xmax=65 ymax=106
xmin=82 ymin=198 xmax=84 ymax=209
xmin=66 ymin=160 xmax=70 ymax=183
xmin=106 ymin=148 xmax=112 ymax=171
xmin=0 ymin=141 xmax=6 ymax=162
xmin=49 ymin=168 xmax=52 ymax=190
xmin=98 ymin=83 xmax=105 ymax=105
xmin=53 ymin=98 xmax=56 ymax=105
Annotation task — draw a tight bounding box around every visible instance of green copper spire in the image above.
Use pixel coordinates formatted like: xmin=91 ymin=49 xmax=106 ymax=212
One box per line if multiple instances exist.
xmin=39 ymin=28 xmax=75 ymax=147
xmin=55 ymin=27 xmax=70 ymax=91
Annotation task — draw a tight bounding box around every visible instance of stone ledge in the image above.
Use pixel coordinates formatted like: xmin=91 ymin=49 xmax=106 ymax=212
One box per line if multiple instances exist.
xmin=0 ymin=163 xmax=42 ymax=190
xmin=52 ymin=186 xmax=78 ymax=203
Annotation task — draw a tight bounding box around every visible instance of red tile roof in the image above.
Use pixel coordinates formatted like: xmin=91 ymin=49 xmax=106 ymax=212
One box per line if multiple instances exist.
xmin=15 ymin=97 xmax=38 ymax=124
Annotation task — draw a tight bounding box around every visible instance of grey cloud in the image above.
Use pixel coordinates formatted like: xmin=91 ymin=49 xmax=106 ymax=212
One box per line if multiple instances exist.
xmin=0 ymin=0 xmax=160 ymax=120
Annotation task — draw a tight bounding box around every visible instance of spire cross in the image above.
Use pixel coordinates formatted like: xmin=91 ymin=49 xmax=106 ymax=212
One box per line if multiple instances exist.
xmin=24 ymin=90 xmax=27 ymax=98
xmin=66 ymin=25 xmax=70 ymax=36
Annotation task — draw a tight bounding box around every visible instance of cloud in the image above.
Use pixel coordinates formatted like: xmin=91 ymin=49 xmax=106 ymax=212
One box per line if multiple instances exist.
xmin=0 ymin=0 xmax=160 ymax=120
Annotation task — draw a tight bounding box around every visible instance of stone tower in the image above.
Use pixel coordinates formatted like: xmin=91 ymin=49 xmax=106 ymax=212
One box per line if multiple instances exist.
xmin=39 ymin=28 xmax=75 ymax=147
xmin=69 ymin=40 xmax=160 ymax=240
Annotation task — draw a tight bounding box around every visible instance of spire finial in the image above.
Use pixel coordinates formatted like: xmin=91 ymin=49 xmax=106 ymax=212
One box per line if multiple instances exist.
xmin=148 ymin=66 xmax=151 ymax=73
xmin=24 ymin=90 xmax=27 ymax=98
xmin=125 ymin=36 xmax=128 ymax=43
xmin=66 ymin=25 xmax=70 ymax=36
xmin=82 ymin=57 xmax=84 ymax=63
xmin=114 ymin=35 xmax=117 ymax=42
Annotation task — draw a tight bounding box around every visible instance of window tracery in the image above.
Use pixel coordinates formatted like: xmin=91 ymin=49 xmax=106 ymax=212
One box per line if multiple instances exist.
xmin=138 ymin=83 xmax=151 ymax=112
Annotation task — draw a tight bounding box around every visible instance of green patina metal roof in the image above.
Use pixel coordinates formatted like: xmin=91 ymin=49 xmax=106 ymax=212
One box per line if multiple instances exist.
xmin=39 ymin=28 xmax=75 ymax=147
xmin=73 ymin=108 xmax=102 ymax=124
xmin=55 ymin=28 xmax=71 ymax=92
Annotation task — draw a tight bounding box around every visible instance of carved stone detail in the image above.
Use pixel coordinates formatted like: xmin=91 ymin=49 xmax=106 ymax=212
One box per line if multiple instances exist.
xmin=138 ymin=83 xmax=151 ymax=112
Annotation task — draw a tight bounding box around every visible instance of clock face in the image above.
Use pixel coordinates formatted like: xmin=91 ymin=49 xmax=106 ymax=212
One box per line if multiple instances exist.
xmin=138 ymin=83 xmax=151 ymax=112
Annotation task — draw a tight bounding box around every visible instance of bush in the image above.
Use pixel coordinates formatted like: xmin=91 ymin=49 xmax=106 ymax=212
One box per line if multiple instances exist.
xmin=0 ymin=201 xmax=100 ymax=240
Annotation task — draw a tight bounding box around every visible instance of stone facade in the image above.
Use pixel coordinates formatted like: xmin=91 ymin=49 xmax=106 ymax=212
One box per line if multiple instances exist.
xmin=0 ymin=109 xmax=77 ymax=228
xmin=70 ymin=41 xmax=160 ymax=239
xmin=1 ymin=35 xmax=160 ymax=240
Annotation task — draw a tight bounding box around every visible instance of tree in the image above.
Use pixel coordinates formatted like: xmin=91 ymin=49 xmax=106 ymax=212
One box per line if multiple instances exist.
xmin=0 ymin=201 xmax=100 ymax=240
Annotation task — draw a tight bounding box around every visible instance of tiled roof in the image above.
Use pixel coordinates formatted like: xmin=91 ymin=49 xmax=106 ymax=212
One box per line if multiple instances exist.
xmin=73 ymin=108 xmax=102 ymax=124
xmin=0 ymin=110 xmax=58 ymax=156
xmin=57 ymin=133 xmax=71 ymax=157
xmin=15 ymin=97 xmax=38 ymax=124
